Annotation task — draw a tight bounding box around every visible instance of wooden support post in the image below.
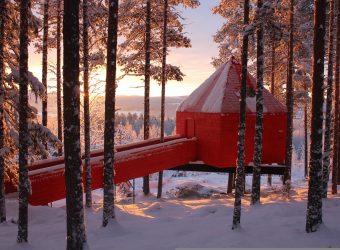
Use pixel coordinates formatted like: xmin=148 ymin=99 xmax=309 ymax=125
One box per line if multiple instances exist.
xmin=227 ymin=173 xmax=234 ymax=194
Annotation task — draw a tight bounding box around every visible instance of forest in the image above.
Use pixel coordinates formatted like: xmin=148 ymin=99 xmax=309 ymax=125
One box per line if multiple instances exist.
xmin=0 ymin=0 xmax=339 ymax=249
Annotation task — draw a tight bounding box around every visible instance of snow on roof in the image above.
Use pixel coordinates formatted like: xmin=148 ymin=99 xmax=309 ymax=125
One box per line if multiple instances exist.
xmin=177 ymin=59 xmax=286 ymax=114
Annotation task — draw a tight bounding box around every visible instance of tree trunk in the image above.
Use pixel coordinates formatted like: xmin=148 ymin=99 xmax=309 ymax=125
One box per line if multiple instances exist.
xmin=251 ymin=0 xmax=264 ymax=205
xmin=304 ymin=81 xmax=309 ymax=179
xmin=227 ymin=173 xmax=234 ymax=194
xmin=42 ymin=0 xmax=49 ymax=139
xmin=232 ymin=0 xmax=250 ymax=229
xmin=284 ymin=0 xmax=294 ymax=185
xmin=103 ymin=0 xmax=119 ymax=227
xmin=332 ymin=0 xmax=340 ymax=194
xmin=323 ymin=0 xmax=335 ymax=198
xmin=83 ymin=0 xmax=91 ymax=208
xmin=17 ymin=0 xmax=30 ymax=243
xmin=63 ymin=0 xmax=86 ymax=248
xmin=0 ymin=0 xmax=6 ymax=224
xmin=143 ymin=0 xmax=151 ymax=195
xmin=306 ymin=0 xmax=326 ymax=233
xmin=57 ymin=0 xmax=62 ymax=156
xmin=268 ymin=34 xmax=276 ymax=187
xmin=271 ymin=37 xmax=276 ymax=97
xmin=157 ymin=0 xmax=168 ymax=199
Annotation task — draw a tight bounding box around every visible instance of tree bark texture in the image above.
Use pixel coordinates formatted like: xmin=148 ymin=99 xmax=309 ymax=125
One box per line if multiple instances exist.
xmin=42 ymin=0 xmax=49 ymax=134
xmin=157 ymin=0 xmax=168 ymax=199
xmin=251 ymin=0 xmax=264 ymax=205
xmin=57 ymin=0 xmax=63 ymax=156
xmin=284 ymin=0 xmax=295 ymax=185
xmin=17 ymin=0 xmax=30 ymax=243
xmin=306 ymin=0 xmax=326 ymax=233
xmin=232 ymin=0 xmax=250 ymax=229
xmin=63 ymin=0 xmax=86 ymax=248
xmin=143 ymin=0 xmax=151 ymax=195
xmin=0 ymin=0 xmax=6 ymax=223
xmin=103 ymin=0 xmax=119 ymax=227
xmin=332 ymin=0 xmax=340 ymax=194
xmin=322 ymin=0 xmax=335 ymax=198
xmin=83 ymin=0 xmax=92 ymax=208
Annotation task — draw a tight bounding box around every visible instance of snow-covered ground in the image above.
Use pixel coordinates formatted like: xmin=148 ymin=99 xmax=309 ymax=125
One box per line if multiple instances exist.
xmin=1 ymin=157 xmax=340 ymax=249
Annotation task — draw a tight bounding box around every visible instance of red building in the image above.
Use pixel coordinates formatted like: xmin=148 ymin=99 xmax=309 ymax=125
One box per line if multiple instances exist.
xmin=176 ymin=58 xmax=287 ymax=168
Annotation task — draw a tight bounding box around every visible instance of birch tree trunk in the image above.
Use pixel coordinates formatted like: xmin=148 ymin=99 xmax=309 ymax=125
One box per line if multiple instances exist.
xmin=306 ymin=0 xmax=326 ymax=233
xmin=284 ymin=0 xmax=295 ymax=186
xmin=83 ymin=0 xmax=92 ymax=208
xmin=143 ymin=0 xmax=151 ymax=195
xmin=63 ymin=0 xmax=86 ymax=248
xmin=323 ymin=0 xmax=335 ymax=198
xmin=232 ymin=0 xmax=250 ymax=229
xmin=251 ymin=0 xmax=264 ymax=205
xmin=0 ymin=0 xmax=6 ymax=224
xmin=57 ymin=0 xmax=63 ymax=156
xmin=103 ymin=0 xmax=119 ymax=227
xmin=42 ymin=0 xmax=49 ymax=138
xmin=17 ymin=0 xmax=30 ymax=243
xmin=157 ymin=0 xmax=168 ymax=199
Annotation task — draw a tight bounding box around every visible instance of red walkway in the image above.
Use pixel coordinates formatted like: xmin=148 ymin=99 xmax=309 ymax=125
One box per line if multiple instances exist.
xmin=27 ymin=136 xmax=197 ymax=205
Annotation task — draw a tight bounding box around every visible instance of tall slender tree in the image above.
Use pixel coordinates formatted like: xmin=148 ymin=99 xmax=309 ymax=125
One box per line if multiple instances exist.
xmin=42 ymin=0 xmax=49 ymax=136
xmin=284 ymin=0 xmax=295 ymax=186
xmin=103 ymin=0 xmax=119 ymax=227
xmin=157 ymin=0 xmax=168 ymax=199
xmin=143 ymin=0 xmax=151 ymax=195
xmin=118 ymin=0 xmax=196 ymax=83
xmin=333 ymin=0 xmax=340 ymax=194
xmin=270 ymin=35 xmax=276 ymax=97
xmin=306 ymin=0 xmax=326 ymax=233
xmin=63 ymin=0 xmax=86 ymax=248
xmin=323 ymin=0 xmax=335 ymax=198
xmin=17 ymin=0 xmax=30 ymax=243
xmin=267 ymin=33 xmax=276 ymax=186
xmin=304 ymin=81 xmax=309 ymax=178
xmin=83 ymin=0 xmax=92 ymax=208
xmin=0 ymin=0 xmax=6 ymax=224
xmin=56 ymin=0 xmax=62 ymax=156
xmin=232 ymin=0 xmax=250 ymax=229
xmin=251 ymin=0 xmax=265 ymax=205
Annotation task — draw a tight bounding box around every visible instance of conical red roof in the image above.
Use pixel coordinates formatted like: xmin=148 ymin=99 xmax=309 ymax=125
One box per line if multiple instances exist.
xmin=178 ymin=58 xmax=287 ymax=114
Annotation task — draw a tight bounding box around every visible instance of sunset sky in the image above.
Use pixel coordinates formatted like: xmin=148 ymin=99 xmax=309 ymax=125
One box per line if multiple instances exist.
xmin=28 ymin=0 xmax=223 ymax=97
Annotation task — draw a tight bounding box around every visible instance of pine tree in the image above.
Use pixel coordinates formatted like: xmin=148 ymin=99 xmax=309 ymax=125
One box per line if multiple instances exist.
xmin=83 ymin=0 xmax=92 ymax=208
xmin=232 ymin=0 xmax=250 ymax=229
xmin=267 ymin=3 xmax=282 ymax=186
xmin=0 ymin=0 xmax=6 ymax=224
xmin=17 ymin=0 xmax=30 ymax=243
xmin=306 ymin=0 xmax=326 ymax=233
xmin=42 ymin=0 xmax=49 ymax=137
xmin=323 ymin=0 xmax=335 ymax=198
xmin=251 ymin=0 xmax=265 ymax=205
xmin=267 ymin=28 xmax=277 ymax=186
xmin=212 ymin=0 xmax=254 ymax=67
xmin=283 ymin=0 xmax=295 ymax=186
xmin=118 ymin=0 xmax=197 ymax=84
xmin=57 ymin=0 xmax=63 ymax=156
xmin=143 ymin=0 xmax=152 ymax=196
xmin=0 ymin=1 xmax=59 ymax=184
xmin=103 ymin=0 xmax=119 ymax=227
xmin=63 ymin=0 xmax=86 ymax=248
xmin=157 ymin=0 xmax=168 ymax=199
xmin=333 ymin=0 xmax=340 ymax=194
xmin=304 ymin=81 xmax=309 ymax=178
